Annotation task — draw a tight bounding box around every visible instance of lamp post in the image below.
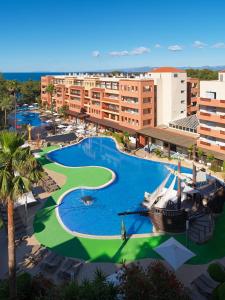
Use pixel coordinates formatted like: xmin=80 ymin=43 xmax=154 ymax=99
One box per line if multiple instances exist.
xmin=121 ymin=218 xmax=127 ymax=241
xmin=24 ymin=193 xmax=28 ymax=227
xmin=27 ymin=124 xmax=32 ymax=143
xmin=177 ymin=159 xmax=182 ymax=209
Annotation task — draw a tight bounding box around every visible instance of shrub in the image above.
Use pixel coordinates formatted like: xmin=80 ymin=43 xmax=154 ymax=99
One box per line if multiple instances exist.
xmin=208 ymin=263 xmax=225 ymax=283
xmin=118 ymin=261 xmax=190 ymax=300
xmin=154 ymin=148 xmax=163 ymax=157
xmin=0 ymin=280 xmax=9 ymax=300
xmin=17 ymin=272 xmax=32 ymax=300
xmin=218 ymin=282 xmax=225 ymax=300
xmin=59 ymin=270 xmax=118 ymax=300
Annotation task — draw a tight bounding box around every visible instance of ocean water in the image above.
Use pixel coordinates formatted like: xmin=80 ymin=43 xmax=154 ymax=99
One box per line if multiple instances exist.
xmin=2 ymin=72 xmax=67 ymax=82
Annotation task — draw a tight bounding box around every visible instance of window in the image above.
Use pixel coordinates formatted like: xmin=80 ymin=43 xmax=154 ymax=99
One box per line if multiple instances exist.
xmin=143 ymin=97 xmax=151 ymax=103
xmin=143 ymin=119 xmax=151 ymax=126
xmin=181 ymin=90 xmax=185 ymax=93
xmin=174 ymin=74 xmax=178 ymax=78
xmin=181 ymin=80 xmax=185 ymax=83
xmin=143 ymin=85 xmax=151 ymax=92
xmin=180 ymin=110 xmax=184 ymax=114
xmin=143 ymin=108 xmax=151 ymax=114
xmin=181 ymin=100 xmax=185 ymax=104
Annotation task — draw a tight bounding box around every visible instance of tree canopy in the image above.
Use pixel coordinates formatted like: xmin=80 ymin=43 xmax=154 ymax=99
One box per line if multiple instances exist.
xmin=186 ymin=69 xmax=218 ymax=80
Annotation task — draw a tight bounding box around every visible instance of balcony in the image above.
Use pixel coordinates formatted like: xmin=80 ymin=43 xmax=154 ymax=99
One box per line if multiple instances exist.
xmin=198 ymin=97 xmax=225 ymax=108
xmin=198 ymin=125 xmax=225 ymax=140
xmin=197 ymin=111 xmax=225 ymax=124
xmin=121 ymin=110 xmax=139 ymax=117
xmin=197 ymin=138 xmax=225 ymax=154
xmin=103 ymin=96 xmax=119 ymax=104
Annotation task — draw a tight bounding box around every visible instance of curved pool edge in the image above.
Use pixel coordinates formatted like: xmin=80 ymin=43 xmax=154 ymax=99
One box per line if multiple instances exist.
xmin=45 ymin=135 xmax=178 ymax=170
xmin=45 ymin=136 xmax=182 ymax=239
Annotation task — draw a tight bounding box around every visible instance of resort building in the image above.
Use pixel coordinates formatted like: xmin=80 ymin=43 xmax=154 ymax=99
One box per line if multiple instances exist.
xmin=187 ymin=78 xmax=200 ymax=115
xmin=41 ymin=67 xmax=200 ymax=156
xmin=41 ymin=75 xmax=155 ymax=132
xmin=147 ymin=67 xmax=188 ymax=126
xmin=197 ymin=71 xmax=225 ymax=157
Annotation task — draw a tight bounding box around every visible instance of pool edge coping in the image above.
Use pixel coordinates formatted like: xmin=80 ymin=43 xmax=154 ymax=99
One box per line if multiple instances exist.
xmin=44 ymin=136 xmax=169 ymax=240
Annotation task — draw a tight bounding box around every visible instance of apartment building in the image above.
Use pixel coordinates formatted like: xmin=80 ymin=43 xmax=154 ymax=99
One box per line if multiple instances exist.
xmin=41 ymin=75 xmax=155 ymax=131
xmin=197 ymin=71 xmax=225 ymax=156
xmin=187 ymin=78 xmax=200 ymax=115
xmin=147 ymin=67 xmax=187 ymax=126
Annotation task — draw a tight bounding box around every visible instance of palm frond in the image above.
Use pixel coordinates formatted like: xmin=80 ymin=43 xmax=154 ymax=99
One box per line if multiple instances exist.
xmin=0 ymin=169 xmax=12 ymax=200
xmin=0 ymin=131 xmax=24 ymax=154
xmin=11 ymin=176 xmax=31 ymax=200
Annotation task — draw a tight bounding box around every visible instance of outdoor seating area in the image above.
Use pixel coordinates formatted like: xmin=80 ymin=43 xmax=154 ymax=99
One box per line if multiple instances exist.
xmin=0 ymin=205 xmax=28 ymax=243
xmin=143 ymin=143 xmax=188 ymax=160
xmin=41 ymin=171 xmax=60 ymax=193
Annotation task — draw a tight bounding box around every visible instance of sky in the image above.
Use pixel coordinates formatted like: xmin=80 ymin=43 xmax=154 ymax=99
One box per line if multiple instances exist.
xmin=0 ymin=0 xmax=225 ymax=72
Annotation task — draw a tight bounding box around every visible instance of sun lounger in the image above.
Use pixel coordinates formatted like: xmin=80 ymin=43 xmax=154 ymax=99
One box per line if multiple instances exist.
xmin=198 ymin=273 xmax=219 ymax=289
xmin=40 ymin=253 xmax=64 ymax=273
xmin=44 ymin=255 xmax=64 ymax=273
xmin=191 ymin=274 xmax=216 ymax=297
xmin=24 ymin=244 xmax=41 ymax=259
xmin=40 ymin=252 xmax=58 ymax=270
xmin=58 ymin=260 xmax=83 ymax=281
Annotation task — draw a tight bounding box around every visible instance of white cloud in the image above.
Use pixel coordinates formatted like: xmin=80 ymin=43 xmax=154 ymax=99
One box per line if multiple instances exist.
xmin=193 ymin=40 xmax=207 ymax=48
xmin=109 ymin=46 xmax=150 ymax=57
xmin=130 ymin=46 xmax=150 ymax=55
xmin=168 ymin=45 xmax=183 ymax=51
xmin=211 ymin=42 xmax=225 ymax=48
xmin=92 ymin=50 xmax=100 ymax=57
xmin=109 ymin=50 xmax=129 ymax=57
xmin=155 ymin=44 xmax=161 ymax=48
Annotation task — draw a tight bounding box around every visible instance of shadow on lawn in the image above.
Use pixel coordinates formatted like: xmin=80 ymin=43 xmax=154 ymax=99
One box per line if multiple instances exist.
xmin=33 ymin=196 xmax=57 ymax=234
xmin=50 ymin=237 xmax=91 ymax=261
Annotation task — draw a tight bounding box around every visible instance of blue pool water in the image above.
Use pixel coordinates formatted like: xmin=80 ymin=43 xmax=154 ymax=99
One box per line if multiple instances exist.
xmin=48 ymin=137 xmax=191 ymax=236
xmin=9 ymin=111 xmax=46 ymax=127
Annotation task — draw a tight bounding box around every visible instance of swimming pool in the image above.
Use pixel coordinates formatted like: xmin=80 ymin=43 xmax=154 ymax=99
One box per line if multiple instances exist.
xmin=9 ymin=111 xmax=46 ymax=127
xmin=48 ymin=137 xmax=191 ymax=236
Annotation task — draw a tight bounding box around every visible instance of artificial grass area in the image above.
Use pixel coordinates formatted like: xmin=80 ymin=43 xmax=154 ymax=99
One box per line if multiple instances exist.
xmin=34 ymin=146 xmax=225 ymax=264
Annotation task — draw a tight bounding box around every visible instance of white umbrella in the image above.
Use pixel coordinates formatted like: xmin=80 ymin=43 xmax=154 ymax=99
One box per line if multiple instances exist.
xmin=57 ymin=124 xmax=66 ymax=129
xmin=46 ymin=120 xmax=53 ymax=123
xmin=53 ymin=112 xmax=59 ymax=116
xmin=15 ymin=191 xmax=37 ymax=207
xmin=154 ymin=237 xmax=195 ymax=270
xmin=76 ymin=129 xmax=86 ymax=134
xmin=55 ymin=118 xmax=61 ymax=122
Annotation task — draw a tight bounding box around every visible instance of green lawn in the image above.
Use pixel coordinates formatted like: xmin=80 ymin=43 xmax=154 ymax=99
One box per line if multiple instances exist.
xmin=34 ymin=146 xmax=225 ymax=264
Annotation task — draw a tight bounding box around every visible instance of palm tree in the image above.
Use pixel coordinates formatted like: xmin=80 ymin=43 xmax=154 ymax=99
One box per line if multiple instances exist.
xmin=45 ymin=84 xmax=55 ymax=115
xmin=0 ymin=94 xmax=13 ymax=127
xmin=6 ymin=80 xmax=20 ymax=130
xmin=0 ymin=131 xmax=43 ymax=299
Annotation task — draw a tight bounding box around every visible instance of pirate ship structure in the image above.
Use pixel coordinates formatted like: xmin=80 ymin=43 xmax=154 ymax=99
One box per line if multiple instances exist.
xmin=118 ymin=156 xmax=225 ymax=243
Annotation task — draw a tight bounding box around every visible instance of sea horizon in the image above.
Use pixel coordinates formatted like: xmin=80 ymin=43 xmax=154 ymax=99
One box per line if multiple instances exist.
xmin=1 ymin=72 xmax=68 ymax=82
